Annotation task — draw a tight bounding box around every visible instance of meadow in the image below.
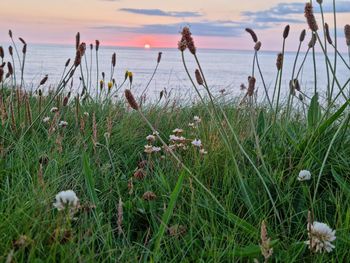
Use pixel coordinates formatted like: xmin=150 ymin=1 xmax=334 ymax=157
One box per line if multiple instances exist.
xmin=1 ymin=2 xmax=350 ymax=262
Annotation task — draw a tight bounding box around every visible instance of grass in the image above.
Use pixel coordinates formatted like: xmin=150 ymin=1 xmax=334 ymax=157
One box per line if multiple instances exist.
xmin=1 ymin=1 xmax=350 ymax=262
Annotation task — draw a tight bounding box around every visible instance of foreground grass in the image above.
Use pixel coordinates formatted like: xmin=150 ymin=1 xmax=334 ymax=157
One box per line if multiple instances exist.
xmin=0 ymin=91 xmax=350 ymax=262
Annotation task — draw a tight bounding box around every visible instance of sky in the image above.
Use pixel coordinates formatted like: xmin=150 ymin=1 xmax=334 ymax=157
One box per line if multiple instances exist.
xmin=0 ymin=0 xmax=349 ymax=51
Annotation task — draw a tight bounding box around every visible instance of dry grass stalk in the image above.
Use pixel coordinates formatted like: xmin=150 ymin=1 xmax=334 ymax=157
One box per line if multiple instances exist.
xmin=260 ymin=220 xmax=273 ymax=262
xmin=25 ymin=94 xmax=32 ymax=126
xmin=80 ymin=116 xmax=85 ymax=134
xmin=38 ymin=163 xmax=44 ymax=186
xmin=106 ymin=116 xmax=112 ymax=136
xmin=10 ymin=100 xmax=16 ymax=132
xmin=55 ymin=135 xmax=63 ymax=153
xmin=92 ymin=112 xmax=97 ymax=149
xmin=117 ymin=198 xmax=123 ymax=235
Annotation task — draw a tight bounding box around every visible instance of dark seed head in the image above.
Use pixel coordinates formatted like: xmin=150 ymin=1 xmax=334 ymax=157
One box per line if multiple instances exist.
xmin=157 ymin=52 xmax=162 ymax=63
xmin=125 ymin=89 xmax=139 ymax=110
xmin=195 ymin=69 xmax=204 ymax=85
xmin=308 ymin=33 xmax=317 ymax=48
xmin=9 ymin=46 xmax=13 ymax=56
xmin=299 ymin=29 xmax=306 ymax=42
xmin=245 ymin=28 xmax=258 ymax=43
xmin=0 ymin=46 xmax=4 ymax=59
xmin=112 ymin=53 xmax=116 ymax=67
xmin=39 ymin=75 xmax=48 ymax=86
xmin=344 ymin=25 xmax=350 ymax=46
xmin=305 ymin=3 xmax=318 ymax=32
xmin=75 ymin=32 xmax=80 ymax=50
xmin=283 ymin=25 xmax=290 ymax=39
xmin=324 ymin=23 xmax=333 ymax=45
xmin=254 ymin=41 xmax=262 ymax=51
xmin=95 ymin=40 xmax=100 ymax=51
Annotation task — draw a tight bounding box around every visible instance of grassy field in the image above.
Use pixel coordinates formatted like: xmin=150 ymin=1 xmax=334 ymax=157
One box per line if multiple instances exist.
xmin=1 ymin=2 xmax=350 ymax=262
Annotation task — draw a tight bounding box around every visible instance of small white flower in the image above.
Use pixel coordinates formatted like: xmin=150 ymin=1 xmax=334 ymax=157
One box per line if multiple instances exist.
xmin=152 ymin=146 xmax=161 ymax=152
xmin=50 ymin=107 xmax=59 ymax=113
xmin=169 ymin=135 xmax=180 ymax=141
xmin=193 ymin=116 xmax=201 ymax=123
xmin=306 ymin=221 xmax=336 ymax=253
xmin=83 ymin=112 xmax=89 ymax=117
xmin=53 ymin=190 xmax=79 ymax=211
xmin=191 ymin=139 xmax=202 ymax=147
xmin=298 ymin=170 xmax=311 ymax=181
xmin=188 ymin=123 xmax=195 ymax=128
xmin=43 ymin=117 xmax=50 ymax=123
xmin=172 ymin=128 xmax=184 ymax=134
xmin=144 ymin=145 xmax=153 ymax=154
xmin=153 ymin=131 xmax=159 ymax=136
xmin=146 ymin=135 xmax=156 ymax=142
xmin=59 ymin=121 xmax=68 ymax=127
xmin=200 ymin=149 xmax=208 ymax=155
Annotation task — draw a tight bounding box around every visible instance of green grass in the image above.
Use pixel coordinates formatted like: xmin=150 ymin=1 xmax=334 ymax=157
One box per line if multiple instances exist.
xmin=0 ymin=92 xmax=350 ymax=262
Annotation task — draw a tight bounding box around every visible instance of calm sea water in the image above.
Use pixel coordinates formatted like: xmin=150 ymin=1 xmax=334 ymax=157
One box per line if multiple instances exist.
xmin=2 ymin=43 xmax=349 ymax=102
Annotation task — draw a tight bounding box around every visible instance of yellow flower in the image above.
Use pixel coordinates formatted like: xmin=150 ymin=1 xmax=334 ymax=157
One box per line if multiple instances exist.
xmin=108 ymin=81 xmax=113 ymax=90
xmin=128 ymin=71 xmax=133 ymax=85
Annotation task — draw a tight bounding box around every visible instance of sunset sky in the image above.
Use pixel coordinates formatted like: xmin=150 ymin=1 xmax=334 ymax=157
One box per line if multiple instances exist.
xmin=0 ymin=0 xmax=349 ymax=51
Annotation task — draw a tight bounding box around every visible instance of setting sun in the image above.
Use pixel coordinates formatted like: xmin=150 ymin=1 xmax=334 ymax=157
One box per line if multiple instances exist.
xmin=144 ymin=44 xmax=151 ymax=49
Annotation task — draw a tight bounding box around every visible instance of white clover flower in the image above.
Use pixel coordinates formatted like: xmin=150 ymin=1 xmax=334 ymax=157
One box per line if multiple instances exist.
xmin=153 ymin=131 xmax=159 ymax=136
xmin=188 ymin=123 xmax=195 ymax=128
xmin=306 ymin=221 xmax=336 ymax=253
xmin=43 ymin=117 xmax=50 ymax=123
xmin=59 ymin=121 xmax=68 ymax=127
xmin=172 ymin=128 xmax=184 ymax=134
xmin=169 ymin=135 xmax=180 ymax=141
xmin=146 ymin=135 xmax=156 ymax=142
xmin=83 ymin=112 xmax=89 ymax=117
xmin=191 ymin=139 xmax=202 ymax=147
xmin=144 ymin=145 xmax=153 ymax=154
xmin=298 ymin=170 xmax=311 ymax=181
xmin=50 ymin=107 xmax=59 ymax=113
xmin=193 ymin=116 xmax=201 ymax=123
xmin=152 ymin=146 xmax=161 ymax=152
xmin=53 ymin=190 xmax=79 ymax=211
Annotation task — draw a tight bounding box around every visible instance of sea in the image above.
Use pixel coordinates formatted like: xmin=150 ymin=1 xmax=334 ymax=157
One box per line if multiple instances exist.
xmin=1 ymin=43 xmax=349 ymax=103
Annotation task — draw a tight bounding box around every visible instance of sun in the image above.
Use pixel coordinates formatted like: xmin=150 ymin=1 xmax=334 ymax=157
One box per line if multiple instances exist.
xmin=144 ymin=44 xmax=151 ymax=49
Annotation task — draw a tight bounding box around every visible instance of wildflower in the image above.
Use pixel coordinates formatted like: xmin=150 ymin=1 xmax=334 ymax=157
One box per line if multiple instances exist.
xmin=83 ymin=112 xmax=89 ymax=117
xmin=144 ymin=145 xmax=153 ymax=154
xmin=305 ymin=3 xmax=318 ymax=32
xmin=181 ymin=26 xmax=196 ymax=55
xmin=169 ymin=135 xmax=180 ymax=141
xmin=107 ymin=81 xmax=113 ymax=90
xmin=134 ymin=168 xmax=146 ymax=180
xmin=172 ymin=128 xmax=184 ymax=134
xmin=142 ymin=191 xmax=157 ymax=201
xmin=152 ymin=146 xmax=161 ymax=152
xmin=50 ymin=107 xmax=59 ymax=113
xmin=298 ymin=170 xmax=311 ymax=181
xmin=59 ymin=121 xmax=68 ymax=128
xmin=193 ymin=116 xmax=201 ymax=123
xmin=153 ymin=131 xmax=159 ymax=136
xmin=199 ymin=148 xmax=208 ymax=155
xmin=146 ymin=134 xmax=156 ymax=142
xmin=128 ymin=71 xmax=133 ymax=84
xmin=191 ymin=139 xmax=202 ymax=147
xmin=188 ymin=123 xmax=195 ymax=128
xmin=53 ymin=190 xmax=79 ymax=212
xmin=43 ymin=117 xmax=50 ymax=123
xmin=306 ymin=221 xmax=336 ymax=253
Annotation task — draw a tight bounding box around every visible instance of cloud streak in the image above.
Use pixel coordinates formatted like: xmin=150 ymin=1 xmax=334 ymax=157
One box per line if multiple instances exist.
xmin=119 ymin=8 xmax=202 ymax=18
xmin=243 ymin=1 xmax=350 ymax=24
xmin=92 ymin=20 xmax=268 ymax=37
